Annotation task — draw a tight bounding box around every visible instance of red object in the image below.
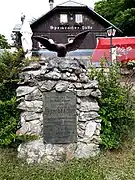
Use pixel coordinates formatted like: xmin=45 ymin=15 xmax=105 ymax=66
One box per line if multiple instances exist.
xmin=92 ymin=37 xmax=135 ymax=62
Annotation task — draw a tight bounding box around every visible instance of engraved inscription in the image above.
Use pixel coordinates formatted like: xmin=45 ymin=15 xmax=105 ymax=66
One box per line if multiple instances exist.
xmin=43 ymin=92 xmax=77 ymax=144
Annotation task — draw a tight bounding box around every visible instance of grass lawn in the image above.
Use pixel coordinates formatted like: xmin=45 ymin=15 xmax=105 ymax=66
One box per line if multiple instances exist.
xmin=1 ymin=137 xmax=135 ymax=180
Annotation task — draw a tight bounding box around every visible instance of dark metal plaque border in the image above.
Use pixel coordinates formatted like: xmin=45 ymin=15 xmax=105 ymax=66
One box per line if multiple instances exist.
xmin=43 ymin=92 xmax=77 ymax=144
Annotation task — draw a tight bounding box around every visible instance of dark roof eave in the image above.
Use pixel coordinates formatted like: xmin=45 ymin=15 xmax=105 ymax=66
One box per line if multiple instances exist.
xmin=31 ymin=6 xmax=87 ymax=27
xmin=58 ymin=0 xmax=86 ymax=7
xmin=31 ymin=7 xmax=58 ymax=27
xmin=31 ymin=5 xmax=122 ymax=34
xmin=88 ymin=8 xmax=122 ymax=34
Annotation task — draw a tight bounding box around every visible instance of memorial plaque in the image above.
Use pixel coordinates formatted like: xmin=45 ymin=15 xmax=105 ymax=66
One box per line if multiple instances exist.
xmin=43 ymin=92 xmax=77 ymax=144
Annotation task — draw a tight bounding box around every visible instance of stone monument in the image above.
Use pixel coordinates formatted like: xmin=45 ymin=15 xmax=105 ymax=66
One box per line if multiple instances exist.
xmin=16 ymin=31 xmax=101 ymax=164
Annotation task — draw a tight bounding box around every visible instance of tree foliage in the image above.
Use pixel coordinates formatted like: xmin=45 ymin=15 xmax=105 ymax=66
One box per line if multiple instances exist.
xmin=94 ymin=0 xmax=135 ymax=36
xmin=0 ymin=34 xmax=10 ymax=49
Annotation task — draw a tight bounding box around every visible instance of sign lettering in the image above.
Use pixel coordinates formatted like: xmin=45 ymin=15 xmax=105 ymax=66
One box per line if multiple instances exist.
xmin=43 ymin=92 xmax=77 ymax=144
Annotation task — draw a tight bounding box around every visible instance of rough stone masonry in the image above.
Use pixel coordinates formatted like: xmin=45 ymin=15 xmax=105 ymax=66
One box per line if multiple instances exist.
xmin=16 ymin=57 xmax=101 ymax=164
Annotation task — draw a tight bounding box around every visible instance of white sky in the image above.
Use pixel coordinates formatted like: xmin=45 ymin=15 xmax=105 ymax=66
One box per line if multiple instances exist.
xmin=0 ymin=0 xmax=99 ymax=42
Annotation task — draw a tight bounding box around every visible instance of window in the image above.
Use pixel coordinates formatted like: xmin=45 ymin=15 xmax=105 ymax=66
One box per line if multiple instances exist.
xmin=60 ymin=14 xmax=68 ymax=23
xmin=75 ymin=14 xmax=83 ymax=23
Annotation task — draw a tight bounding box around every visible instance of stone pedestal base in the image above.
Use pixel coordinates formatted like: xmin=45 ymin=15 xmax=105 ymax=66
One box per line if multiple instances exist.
xmin=18 ymin=139 xmax=100 ymax=164
xmin=17 ymin=57 xmax=101 ymax=164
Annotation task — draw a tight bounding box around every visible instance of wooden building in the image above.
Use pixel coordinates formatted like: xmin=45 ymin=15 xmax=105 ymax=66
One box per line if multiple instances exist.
xmin=12 ymin=0 xmax=122 ymax=51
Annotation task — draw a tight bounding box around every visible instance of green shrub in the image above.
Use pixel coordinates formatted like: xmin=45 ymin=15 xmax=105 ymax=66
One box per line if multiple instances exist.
xmin=0 ymin=49 xmax=23 ymax=146
xmin=0 ymin=97 xmax=19 ymax=146
xmin=89 ymin=59 xmax=135 ymax=149
xmin=0 ymin=49 xmax=23 ymax=83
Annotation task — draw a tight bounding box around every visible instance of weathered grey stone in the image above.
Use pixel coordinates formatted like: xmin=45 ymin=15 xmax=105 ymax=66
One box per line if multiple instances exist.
xmin=74 ymin=58 xmax=87 ymax=69
xmin=95 ymin=119 xmax=102 ymax=123
xmin=61 ymin=73 xmax=78 ymax=81
xmin=82 ymin=69 xmax=87 ymax=73
xmin=42 ymin=144 xmax=77 ymax=162
xmin=17 ymin=97 xmax=25 ymax=102
xmin=18 ymin=77 xmax=37 ymax=87
xmin=47 ymin=59 xmax=58 ymax=69
xmin=40 ymin=65 xmax=48 ymax=75
xmin=76 ymin=115 xmax=79 ymax=123
xmin=59 ymin=59 xmax=80 ymax=71
xmin=18 ymin=140 xmax=45 ymax=164
xmin=73 ymin=83 xmax=83 ymax=89
xmin=16 ymin=86 xmax=36 ymax=97
xmin=79 ymin=97 xmax=100 ymax=112
xmin=55 ymin=81 xmax=69 ymax=92
xmin=19 ymin=72 xmax=31 ymax=81
xmin=70 ymin=62 xmax=81 ymax=70
xmin=45 ymin=144 xmax=55 ymax=155
xmin=90 ymin=91 xmax=98 ymax=98
xmin=94 ymin=129 xmax=101 ymax=136
xmin=79 ymin=73 xmax=89 ymax=82
xmin=85 ymin=121 xmax=97 ymax=138
xmin=44 ymin=71 xmax=61 ymax=80
xmin=79 ymin=112 xmax=100 ymax=122
xmin=76 ymin=110 xmax=80 ymax=115
xmin=20 ymin=114 xmax=25 ymax=124
xmin=26 ymin=70 xmax=41 ymax=77
xmin=69 ymin=74 xmax=78 ymax=81
xmin=77 ymin=97 xmax=81 ymax=104
xmin=17 ymin=100 xmax=43 ymax=112
xmin=66 ymin=143 xmax=77 ymax=160
xmin=90 ymin=89 xmax=101 ymax=98
xmin=39 ymin=60 xmax=45 ymax=65
xmin=19 ymin=73 xmax=29 ymax=81
xmin=22 ymin=63 xmax=41 ymax=72
xmin=76 ymin=104 xmax=80 ymax=110
xmin=74 ymin=68 xmax=83 ymax=75
xmin=77 ymin=136 xmax=83 ymax=142
xmin=16 ymin=120 xmax=41 ymax=135
xmin=78 ymin=122 xmax=86 ymax=130
xmin=61 ymin=73 xmax=68 ymax=80
xmin=83 ymin=80 xmax=98 ymax=89
xmin=96 ymin=89 xmax=102 ymax=97
xmin=77 ymin=126 xmax=84 ymax=138
xmin=74 ymin=143 xmax=100 ymax=158
xmin=21 ymin=112 xmax=42 ymax=121
xmin=39 ymin=80 xmax=56 ymax=91
xmin=82 ymin=135 xmax=101 ymax=144
xmin=91 ymin=136 xmax=102 ymax=144
xmin=55 ymin=146 xmax=66 ymax=156
xmin=40 ymin=113 xmax=43 ymax=123
xmin=45 ymin=144 xmax=65 ymax=156
xmin=25 ymin=89 xmax=42 ymax=101
xmin=68 ymin=83 xmax=75 ymax=91
xmin=79 ymin=136 xmax=92 ymax=143
xmin=42 ymin=144 xmax=76 ymax=162
xmin=77 ymin=89 xmax=92 ymax=97
xmin=54 ymin=68 xmax=60 ymax=72
xmin=96 ymin=123 xmax=101 ymax=130
xmin=66 ymin=72 xmax=71 ymax=77
xmin=43 ymin=155 xmax=55 ymax=162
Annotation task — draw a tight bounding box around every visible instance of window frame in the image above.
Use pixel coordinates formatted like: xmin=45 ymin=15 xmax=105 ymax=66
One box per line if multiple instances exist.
xmin=75 ymin=14 xmax=83 ymax=23
xmin=60 ymin=14 xmax=68 ymax=23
